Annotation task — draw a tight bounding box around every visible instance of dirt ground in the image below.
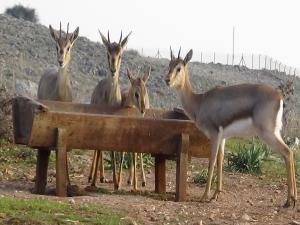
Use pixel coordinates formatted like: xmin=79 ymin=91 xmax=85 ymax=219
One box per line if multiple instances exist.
xmin=0 ymin=155 xmax=299 ymax=225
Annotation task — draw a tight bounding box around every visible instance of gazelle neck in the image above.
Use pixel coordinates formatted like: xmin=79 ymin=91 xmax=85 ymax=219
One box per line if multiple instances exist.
xmin=107 ymin=70 xmax=121 ymax=105
xmin=176 ymin=68 xmax=200 ymax=121
xmin=57 ymin=64 xmax=71 ymax=101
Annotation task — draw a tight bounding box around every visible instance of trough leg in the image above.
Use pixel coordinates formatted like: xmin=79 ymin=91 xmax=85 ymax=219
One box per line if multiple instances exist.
xmin=155 ymin=155 xmax=166 ymax=194
xmin=175 ymin=133 xmax=189 ymax=202
xmin=56 ymin=128 xmax=68 ymax=197
xmin=33 ymin=148 xmax=51 ymax=194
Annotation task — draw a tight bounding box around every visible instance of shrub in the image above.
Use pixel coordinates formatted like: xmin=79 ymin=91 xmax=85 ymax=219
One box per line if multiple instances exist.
xmin=0 ymin=82 xmax=14 ymax=141
xmin=227 ymin=141 xmax=267 ymax=174
xmin=193 ymin=168 xmax=216 ymax=186
xmin=106 ymin=152 xmax=154 ymax=169
xmin=5 ymin=4 xmax=39 ymax=23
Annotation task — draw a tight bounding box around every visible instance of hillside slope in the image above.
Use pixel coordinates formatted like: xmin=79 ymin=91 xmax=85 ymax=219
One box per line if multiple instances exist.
xmin=1 ymin=14 xmax=299 ymax=115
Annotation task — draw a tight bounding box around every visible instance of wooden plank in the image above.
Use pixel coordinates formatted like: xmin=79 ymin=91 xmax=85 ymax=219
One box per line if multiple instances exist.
xmin=13 ymin=97 xmax=211 ymax=158
xmin=175 ymin=133 xmax=189 ymax=202
xmin=28 ymin=111 xmax=210 ymax=158
xmin=33 ymin=148 xmax=51 ymax=194
xmin=155 ymin=155 xmax=166 ymax=194
xmin=56 ymin=128 xmax=68 ymax=197
xmin=12 ymin=97 xmax=48 ymax=144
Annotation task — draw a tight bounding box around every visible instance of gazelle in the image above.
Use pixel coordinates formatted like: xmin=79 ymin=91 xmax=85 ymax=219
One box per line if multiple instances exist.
xmin=117 ymin=66 xmax=151 ymax=190
xmin=165 ymin=48 xmax=297 ymax=207
xmin=37 ymin=23 xmax=79 ymax=187
xmin=38 ymin=23 xmax=79 ymax=101
xmin=89 ymin=30 xmax=131 ymax=189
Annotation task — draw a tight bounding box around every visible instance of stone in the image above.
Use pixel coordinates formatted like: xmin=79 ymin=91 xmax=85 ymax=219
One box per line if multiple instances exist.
xmin=241 ymin=213 xmax=251 ymax=221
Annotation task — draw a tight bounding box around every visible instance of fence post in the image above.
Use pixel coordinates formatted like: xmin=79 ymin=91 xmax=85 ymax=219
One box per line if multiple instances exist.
xmin=201 ymin=52 xmax=203 ymax=63
xmin=213 ymin=52 xmax=215 ymax=64
xmin=251 ymin=54 xmax=253 ymax=69
xmin=226 ymin=54 xmax=229 ymax=65
xmin=264 ymin=56 xmax=267 ymax=69
xmin=258 ymin=54 xmax=261 ymax=69
xmin=270 ymin=58 xmax=272 ymax=70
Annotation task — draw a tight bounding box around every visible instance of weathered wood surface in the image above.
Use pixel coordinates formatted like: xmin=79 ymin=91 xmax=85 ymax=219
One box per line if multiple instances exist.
xmin=175 ymin=133 xmax=189 ymax=202
xmin=13 ymin=96 xmax=211 ymax=158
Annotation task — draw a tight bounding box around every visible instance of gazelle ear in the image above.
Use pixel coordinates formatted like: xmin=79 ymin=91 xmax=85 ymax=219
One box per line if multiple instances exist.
xmin=49 ymin=25 xmax=58 ymax=41
xmin=126 ymin=66 xmax=134 ymax=84
xmin=142 ymin=67 xmax=151 ymax=83
xmin=170 ymin=46 xmax=175 ymax=61
xmin=121 ymin=31 xmax=132 ymax=49
xmin=99 ymin=30 xmax=109 ymax=49
xmin=183 ymin=49 xmax=193 ymax=65
xmin=70 ymin=27 xmax=79 ymax=44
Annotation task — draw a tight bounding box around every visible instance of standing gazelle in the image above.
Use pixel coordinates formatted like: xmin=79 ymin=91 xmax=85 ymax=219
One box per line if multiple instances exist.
xmin=89 ymin=30 xmax=131 ymax=189
xmin=36 ymin=23 xmax=79 ymax=192
xmin=117 ymin=66 xmax=151 ymax=190
xmin=165 ymin=48 xmax=297 ymax=207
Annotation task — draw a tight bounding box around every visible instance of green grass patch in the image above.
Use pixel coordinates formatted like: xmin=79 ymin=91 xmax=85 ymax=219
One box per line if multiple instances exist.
xmin=193 ymin=168 xmax=216 ymax=186
xmin=0 ymin=196 xmax=129 ymax=225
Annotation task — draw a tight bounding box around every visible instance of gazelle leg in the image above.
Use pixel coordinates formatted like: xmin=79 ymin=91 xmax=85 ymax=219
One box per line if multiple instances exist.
xmin=88 ymin=151 xmax=97 ymax=183
xmin=99 ymin=151 xmax=105 ymax=183
xmin=91 ymin=150 xmax=100 ymax=187
xmin=133 ymin=152 xmax=137 ymax=190
xmin=127 ymin=153 xmax=134 ymax=186
xmin=211 ymin=139 xmax=225 ymax=201
xmin=117 ymin=152 xmax=125 ymax=190
xmin=259 ymin=130 xmax=297 ymax=207
xmin=200 ymin=130 xmax=222 ymax=202
xmin=66 ymin=152 xmax=71 ymax=186
xmin=111 ymin=151 xmax=118 ymax=190
xmin=140 ymin=153 xmax=146 ymax=187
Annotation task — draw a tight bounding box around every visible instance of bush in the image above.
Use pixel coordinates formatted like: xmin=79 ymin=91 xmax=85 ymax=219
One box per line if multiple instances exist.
xmin=0 ymin=82 xmax=13 ymax=141
xmin=106 ymin=152 xmax=154 ymax=169
xmin=193 ymin=168 xmax=216 ymax=186
xmin=5 ymin=4 xmax=39 ymax=23
xmin=227 ymin=140 xmax=270 ymax=174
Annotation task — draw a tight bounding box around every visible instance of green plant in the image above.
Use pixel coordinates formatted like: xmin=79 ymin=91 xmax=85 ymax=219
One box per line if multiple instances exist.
xmin=0 ymin=196 xmax=128 ymax=225
xmin=193 ymin=168 xmax=216 ymax=186
xmin=106 ymin=152 xmax=154 ymax=169
xmin=227 ymin=142 xmax=264 ymax=174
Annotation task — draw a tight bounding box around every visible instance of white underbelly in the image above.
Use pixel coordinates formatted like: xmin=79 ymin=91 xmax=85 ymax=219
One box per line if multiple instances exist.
xmin=221 ymin=117 xmax=256 ymax=139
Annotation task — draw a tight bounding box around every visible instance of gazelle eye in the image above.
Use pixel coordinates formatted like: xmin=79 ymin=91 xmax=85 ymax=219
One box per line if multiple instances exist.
xmin=67 ymin=47 xmax=70 ymax=51
xmin=176 ymin=67 xmax=181 ymax=73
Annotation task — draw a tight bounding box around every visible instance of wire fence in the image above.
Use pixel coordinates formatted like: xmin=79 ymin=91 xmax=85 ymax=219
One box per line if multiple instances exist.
xmin=139 ymin=48 xmax=300 ymax=77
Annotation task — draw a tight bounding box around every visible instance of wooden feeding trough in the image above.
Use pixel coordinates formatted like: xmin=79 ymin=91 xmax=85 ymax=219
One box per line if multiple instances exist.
xmin=12 ymin=96 xmax=210 ymax=201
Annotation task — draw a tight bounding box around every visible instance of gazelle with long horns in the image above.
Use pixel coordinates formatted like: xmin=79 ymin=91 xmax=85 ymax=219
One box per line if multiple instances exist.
xmin=165 ymin=48 xmax=297 ymax=207
xmin=117 ymin=66 xmax=151 ymax=190
xmin=89 ymin=30 xmax=131 ymax=189
xmin=36 ymin=23 xmax=79 ymax=191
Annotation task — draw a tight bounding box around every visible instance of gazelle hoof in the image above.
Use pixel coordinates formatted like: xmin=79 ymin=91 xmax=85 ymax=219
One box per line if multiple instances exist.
xmin=142 ymin=182 xmax=146 ymax=187
xmin=88 ymin=177 xmax=92 ymax=183
xmin=127 ymin=180 xmax=132 ymax=186
xmin=200 ymin=195 xmax=210 ymax=203
xmin=100 ymin=177 xmax=105 ymax=183
xmin=211 ymin=190 xmax=223 ymax=201
xmin=283 ymin=198 xmax=297 ymax=208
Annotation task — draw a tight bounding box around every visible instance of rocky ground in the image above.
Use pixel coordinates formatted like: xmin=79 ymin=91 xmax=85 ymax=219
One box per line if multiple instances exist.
xmin=0 ymin=147 xmax=299 ymax=225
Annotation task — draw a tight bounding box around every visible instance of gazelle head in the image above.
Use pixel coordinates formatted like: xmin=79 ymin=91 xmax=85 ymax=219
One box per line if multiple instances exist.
xmin=165 ymin=48 xmax=193 ymax=89
xmin=126 ymin=66 xmax=150 ymax=116
xmin=99 ymin=30 xmax=132 ymax=78
xmin=49 ymin=22 xmax=79 ymax=68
